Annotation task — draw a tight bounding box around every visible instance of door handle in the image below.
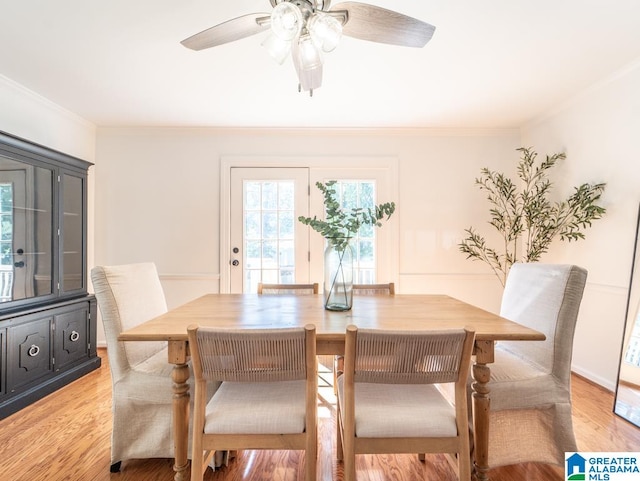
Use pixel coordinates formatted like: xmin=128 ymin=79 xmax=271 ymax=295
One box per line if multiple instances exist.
xmin=14 ymin=261 xmax=25 ymax=268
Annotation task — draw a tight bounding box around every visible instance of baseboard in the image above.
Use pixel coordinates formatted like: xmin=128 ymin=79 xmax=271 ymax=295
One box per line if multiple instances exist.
xmin=572 ymin=366 xmax=616 ymax=392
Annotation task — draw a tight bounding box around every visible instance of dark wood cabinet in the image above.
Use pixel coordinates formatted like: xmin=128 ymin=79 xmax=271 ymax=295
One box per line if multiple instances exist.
xmin=0 ymin=131 xmax=100 ymax=419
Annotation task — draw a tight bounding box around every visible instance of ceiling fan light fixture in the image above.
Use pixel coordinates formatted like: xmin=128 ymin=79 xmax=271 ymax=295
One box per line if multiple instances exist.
xmin=270 ymin=2 xmax=303 ymax=41
xmin=262 ymin=33 xmax=292 ymax=64
xmin=296 ymin=33 xmax=323 ymax=70
xmin=181 ymin=0 xmax=436 ymax=94
xmin=307 ymin=12 xmax=342 ymax=52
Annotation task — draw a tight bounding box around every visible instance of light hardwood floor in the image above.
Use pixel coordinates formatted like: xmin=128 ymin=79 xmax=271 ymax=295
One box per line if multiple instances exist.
xmin=0 ymin=349 xmax=638 ymax=481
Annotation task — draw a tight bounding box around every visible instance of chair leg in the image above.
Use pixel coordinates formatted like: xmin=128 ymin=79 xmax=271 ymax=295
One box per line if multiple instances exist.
xmin=333 ymin=355 xmax=344 ymax=395
xmin=458 ymin=453 xmax=471 ymax=481
xmin=343 ymin=450 xmax=356 ymax=481
xmin=109 ymin=461 xmax=122 ymax=473
xmin=336 ymin=426 xmax=344 ymax=461
xmin=190 ymin=452 xmax=203 ymax=481
xmin=342 ymin=424 xmax=356 ymax=481
xmin=336 ymin=402 xmax=344 ymax=461
xmin=305 ymin=435 xmax=317 ymax=481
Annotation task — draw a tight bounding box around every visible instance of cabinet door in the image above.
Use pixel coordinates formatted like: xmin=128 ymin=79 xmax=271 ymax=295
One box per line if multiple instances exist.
xmin=54 ymin=304 xmax=89 ymax=371
xmin=7 ymin=317 xmax=53 ymax=393
xmin=60 ymin=172 xmax=86 ymax=295
xmin=0 ymin=158 xmax=55 ymax=304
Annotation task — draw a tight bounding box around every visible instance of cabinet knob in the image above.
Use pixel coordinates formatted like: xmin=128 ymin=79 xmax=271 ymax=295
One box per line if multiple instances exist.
xmin=70 ymin=331 xmax=80 ymax=342
xmin=28 ymin=344 xmax=40 ymax=357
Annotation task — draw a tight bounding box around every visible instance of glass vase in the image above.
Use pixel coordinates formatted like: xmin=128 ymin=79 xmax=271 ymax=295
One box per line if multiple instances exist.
xmin=324 ymin=238 xmax=354 ymax=311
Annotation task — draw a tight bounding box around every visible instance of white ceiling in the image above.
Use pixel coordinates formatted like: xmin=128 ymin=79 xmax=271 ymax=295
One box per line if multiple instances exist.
xmin=2 ymin=0 xmax=640 ymax=129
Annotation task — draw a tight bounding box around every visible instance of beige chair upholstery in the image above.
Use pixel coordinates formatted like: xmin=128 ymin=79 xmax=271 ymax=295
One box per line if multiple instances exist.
xmin=188 ymin=324 xmax=318 ymax=481
xmin=337 ymin=325 xmax=476 ymax=481
xmin=486 ymin=263 xmax=587 ymax=469
xmin=91 ymin=263 xmax=218 ymax=472
xmin=257 ymin=282 xmax=319 ymax=294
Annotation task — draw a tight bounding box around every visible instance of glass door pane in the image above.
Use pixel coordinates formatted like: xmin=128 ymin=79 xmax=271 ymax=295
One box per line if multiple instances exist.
xmin=0 ymin=158 xmax=54 ymax=303
xmin=61 ymin=173 xmax=84 ymax=293
xmin=230 ymin=168 xmax=309 ymax=293
xmin=328 ymin=180 xmax=377 ymax=283
xmin=309 ymin=168 xmax=396 ymax=287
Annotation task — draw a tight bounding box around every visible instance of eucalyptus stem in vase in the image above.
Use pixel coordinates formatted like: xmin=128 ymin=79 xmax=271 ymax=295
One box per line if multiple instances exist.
xmin=298 ymin=180 xmax=396 ymax=310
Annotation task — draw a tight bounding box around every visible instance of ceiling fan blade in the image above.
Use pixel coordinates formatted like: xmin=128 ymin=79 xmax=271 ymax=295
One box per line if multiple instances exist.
xmin=181 ymin=13 xmax=271 ymax=51
xmin=330 ymin=2 xmax=435 ymax=48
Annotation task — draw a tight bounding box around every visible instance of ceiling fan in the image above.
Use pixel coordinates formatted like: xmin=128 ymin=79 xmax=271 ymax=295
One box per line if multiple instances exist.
xmin=181 ymin=0 xmax=436 ymax=95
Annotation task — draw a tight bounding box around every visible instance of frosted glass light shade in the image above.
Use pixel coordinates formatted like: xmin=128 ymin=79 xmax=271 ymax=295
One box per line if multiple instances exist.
xmin=296 ymin=34 xmax=323 ymax=70
xmin=292 ymin=34 xmax=323 ymax=93
xmin=262 ymin=33 xmax=291 ymax=64
xmin=308 ymin=13 xmax=342 ymax=52
xmin=270 ymin=2 xmax=303 ymax=41
xmin=296 ymin=63 xmax=323 ymax=92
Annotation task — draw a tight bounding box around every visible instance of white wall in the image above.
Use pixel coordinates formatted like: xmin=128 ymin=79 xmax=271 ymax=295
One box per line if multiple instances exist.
xmin=521 ymin=58 xmax=640 ymax=389
xmin=94 ymin=127 xmax=519 ymax=322
xmin=0 ymin=75 xmax=95 ymax=161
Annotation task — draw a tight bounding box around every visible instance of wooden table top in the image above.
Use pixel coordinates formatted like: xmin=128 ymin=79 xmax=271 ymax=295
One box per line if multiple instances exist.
xmin=119 ymin=294 xmax=545 ymax=344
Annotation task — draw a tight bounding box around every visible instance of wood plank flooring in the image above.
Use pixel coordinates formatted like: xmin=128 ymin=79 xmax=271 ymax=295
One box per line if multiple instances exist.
xmin=0 ymin=349 xmax=638 ymax=481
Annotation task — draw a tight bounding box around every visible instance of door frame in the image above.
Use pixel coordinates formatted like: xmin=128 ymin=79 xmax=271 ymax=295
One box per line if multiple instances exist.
xmin=220 ymin=156 xmax=399 ymax=293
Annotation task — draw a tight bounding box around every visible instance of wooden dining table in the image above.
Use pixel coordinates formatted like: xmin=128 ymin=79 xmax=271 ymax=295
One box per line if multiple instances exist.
xmin=119 ymin=293 xmax=545 ymax=481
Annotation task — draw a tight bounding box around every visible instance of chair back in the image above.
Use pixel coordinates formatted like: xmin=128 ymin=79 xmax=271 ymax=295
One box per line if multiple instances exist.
xmin=347 ymin=327 xmax=475 ymax=386
xmin=352 ymin=283 xmax=395 ymax=295
xmin=257 ymin=283 xmax=319 ymax=295
xmin=499 ymin=263 xmax=587 ymax=381
xmin=91 ymin=263 xmax=168 ymax=380
xmin=189 ymin=326 xmax=313 ymax=383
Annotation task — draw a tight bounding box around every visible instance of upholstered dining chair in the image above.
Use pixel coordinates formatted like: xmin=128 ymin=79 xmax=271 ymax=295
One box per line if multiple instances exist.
xmin=91 ymin=263 xmax=218 ymax=472
xmin=485 ymin=263 xmax=587 ymax=470
xmin=337 ymin=325 xmax=476 ymax=481
xmin=188 ymin=324 xmax=318 ymax=481
xmin=257 ymin=282 xmax=319 ymax=294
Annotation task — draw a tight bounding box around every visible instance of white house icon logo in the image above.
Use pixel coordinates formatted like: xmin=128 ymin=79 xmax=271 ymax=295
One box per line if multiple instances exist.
xmin=566 ymin=453 xmax=587 ymax=480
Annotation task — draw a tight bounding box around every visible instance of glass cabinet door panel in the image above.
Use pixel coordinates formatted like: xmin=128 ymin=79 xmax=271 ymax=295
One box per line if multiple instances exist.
xmin=0 ymin=156 xmax=53 ymax=302
xmin=61 ymin=173 xmax=84 ymax=293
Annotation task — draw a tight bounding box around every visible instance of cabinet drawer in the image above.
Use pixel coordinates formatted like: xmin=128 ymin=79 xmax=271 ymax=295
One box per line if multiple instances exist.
xmin=54 ymin=306 xmax=89 ymax=371
xmin=7 ymin=317 xmax=53 ymax=393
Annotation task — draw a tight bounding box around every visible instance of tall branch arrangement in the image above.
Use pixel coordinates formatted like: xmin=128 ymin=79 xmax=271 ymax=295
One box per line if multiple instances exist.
xmin=459 ymin=147 xmax=606 ymax=286
xmin=298 ymin=181 xmax=396 ymax=249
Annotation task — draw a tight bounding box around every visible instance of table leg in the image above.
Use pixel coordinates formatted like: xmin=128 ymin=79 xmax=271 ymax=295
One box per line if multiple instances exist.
xmin=472 ymin=340 xmax=494 ymax=481
xmin=169 ymin=341 xmax=190 ymax=481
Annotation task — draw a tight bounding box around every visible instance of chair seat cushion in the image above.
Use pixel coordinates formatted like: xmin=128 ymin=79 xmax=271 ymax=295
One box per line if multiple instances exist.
xmin=204 ymin=380 xmax=307 ymax=434
xmin=338 ymin=379 xmax=457 ymax=438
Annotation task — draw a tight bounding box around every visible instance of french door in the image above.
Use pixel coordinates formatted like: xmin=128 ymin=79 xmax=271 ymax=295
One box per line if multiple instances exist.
xmin=229 ymin=168 xmax=310 ymax=293
xmin=223 ymin=160 xmax=398 ymax=294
